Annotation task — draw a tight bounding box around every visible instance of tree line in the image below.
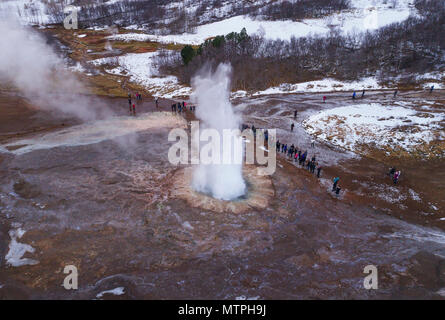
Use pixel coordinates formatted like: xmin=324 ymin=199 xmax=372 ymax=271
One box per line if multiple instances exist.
xmin=157 ymin=0 xmax=445 ymax=91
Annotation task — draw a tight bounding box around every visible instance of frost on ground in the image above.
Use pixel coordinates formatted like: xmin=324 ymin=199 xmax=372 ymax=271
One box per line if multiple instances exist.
xmin=90 ymin=51 xmax=192 ymax=98
xmin=303 ymin=103 xmax=445 ymax=157
xmin=5 ymin=227 xmax=39 ymax=267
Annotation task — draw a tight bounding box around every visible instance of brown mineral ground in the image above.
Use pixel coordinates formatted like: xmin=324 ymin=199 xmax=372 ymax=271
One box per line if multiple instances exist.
xmin=0 ymin=88 xmax=444 ymax=299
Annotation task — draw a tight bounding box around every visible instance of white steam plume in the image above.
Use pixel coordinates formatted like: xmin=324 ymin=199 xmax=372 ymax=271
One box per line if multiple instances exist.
xmin=0 ymin=19 xmax=110 ymax=121
xmin=191 ymin=63 xmax=246 ymax=201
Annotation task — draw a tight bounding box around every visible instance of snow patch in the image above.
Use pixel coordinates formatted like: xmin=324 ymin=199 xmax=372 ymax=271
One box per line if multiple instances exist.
xmin=409 ymin=189 xmax=421 ymax=202
xmin=123 ymin=1 xmax=416 ymax=45
xmin=182 ymin=221 xmax=194 ymax=231
xmin=6 ymin=227 xmax=39 ymax=267
xmin=253 ymin=77 xmax=385 ymax=95
xmin=90 ymin=51 xmax=192 ymax=98
xmin=303 ymin=103 xmax=444 ymax=154
xmin=96 ymin=287 xmax=125 ymax=298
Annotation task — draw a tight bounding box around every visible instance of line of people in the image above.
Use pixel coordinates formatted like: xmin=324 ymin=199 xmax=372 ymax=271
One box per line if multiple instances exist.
xmin=171 ymin=101 xmax=196 ymax=113
xmin=128 ymin=92 xmax=137 ymax=116
xmin=276 ymin=140 xmax=324 ymax=178
xmin=241 ymin=124 xmax=269 ymax=143
xmin=277 ymin=138 xmax=344 ymax=196
xmin=351 ymin=86 xmax=435 ymax=100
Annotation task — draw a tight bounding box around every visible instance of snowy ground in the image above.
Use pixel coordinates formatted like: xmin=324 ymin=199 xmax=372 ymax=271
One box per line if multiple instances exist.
xmin=0 ymin=0 xmax=53 ymax=24
xmin=5 ymin=224 xmax=39 ymax=267
xmin=90 ymin=51 xmax=192 ymax=98
xmin=303 ymin=103 xmax=445 ymax=155
xmin=96 ymin=287 xmax=125 ymax=298
xmin=85 ymin=48 xmax=442 ymax=99
xmin=118 ymin=0 xmax=416 ymax=44
xmin=88 ymin=51 xmax=396 ymax=98
xmin=1 ymin=0 xmax=416 ymax=30
xmin=251 ymin=78 xmax=387 ymax=96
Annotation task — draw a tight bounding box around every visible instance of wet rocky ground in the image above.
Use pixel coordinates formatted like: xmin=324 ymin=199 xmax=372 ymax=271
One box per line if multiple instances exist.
xmin=0 ymin=90 xmax=444 ymax=299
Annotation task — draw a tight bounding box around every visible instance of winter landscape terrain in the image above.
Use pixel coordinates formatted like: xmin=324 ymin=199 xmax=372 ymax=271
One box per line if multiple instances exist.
xmin=0 ymin=0 xmax=444 ymax=300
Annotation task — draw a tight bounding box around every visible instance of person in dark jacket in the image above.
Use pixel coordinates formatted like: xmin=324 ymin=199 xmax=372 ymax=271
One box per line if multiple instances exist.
xmin=317 ymin=166 xmax=322 ymax=178
xmin=335 ymin=186 xmax=341 ymax=196
xmin=389 ymin=167 xmax=396 ymax=177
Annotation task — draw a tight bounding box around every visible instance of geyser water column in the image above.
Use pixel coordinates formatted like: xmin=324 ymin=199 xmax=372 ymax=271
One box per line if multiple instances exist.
xmin=191 ymin=63 xmax=246 ymax=201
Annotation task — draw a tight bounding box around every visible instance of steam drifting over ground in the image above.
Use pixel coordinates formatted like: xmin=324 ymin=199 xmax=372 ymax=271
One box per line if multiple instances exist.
xmin=0 ymin=19 xmax=110 ymax=121
xmin=191 ymin=63 xmax=246 ymax=201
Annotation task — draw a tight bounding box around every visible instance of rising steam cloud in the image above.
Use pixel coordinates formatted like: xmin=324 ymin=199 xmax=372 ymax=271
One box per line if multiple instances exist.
xmin=0 ymin=19 xmax=109 ymax=121
xmin=191 ymin=63 xmax=246 ymax=200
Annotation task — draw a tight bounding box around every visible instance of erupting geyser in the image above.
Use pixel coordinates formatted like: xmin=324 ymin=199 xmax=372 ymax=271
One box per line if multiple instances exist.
xmin=191 ymin=63 xmax=246 ymax=201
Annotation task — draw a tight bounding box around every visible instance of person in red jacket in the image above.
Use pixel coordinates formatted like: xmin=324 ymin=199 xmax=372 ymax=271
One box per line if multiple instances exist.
xmin=132 ymin=103 xmax=136 ymax=116
xmin=323 ymin=96 xmax=327 ymax=103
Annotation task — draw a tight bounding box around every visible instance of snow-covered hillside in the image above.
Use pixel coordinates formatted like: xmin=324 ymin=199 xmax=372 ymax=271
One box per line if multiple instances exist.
xmin=125 ymin=0 xmax=417 ymax=44
xmin=89 ymin=51 xmax=192 ymax=98
xmin=0 ymin=0 xmax=54 ymax=24
xmin=3 ymin=0 xmax=443 ymax=98
xmin=1 ymin=0 xmax=417 ymax=41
